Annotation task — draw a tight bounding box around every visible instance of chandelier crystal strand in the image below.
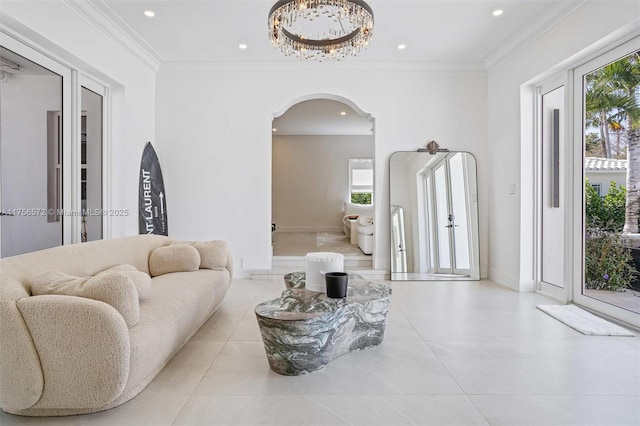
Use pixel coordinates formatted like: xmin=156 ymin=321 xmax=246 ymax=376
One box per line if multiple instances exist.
xmin=268 ymin=0 xmax=374 ymax=61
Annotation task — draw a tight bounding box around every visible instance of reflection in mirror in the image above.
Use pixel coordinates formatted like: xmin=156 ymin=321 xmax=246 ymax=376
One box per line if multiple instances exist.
xmin=81 ymin=87 xmax=103 ymax=242
xmin=389 ymin=151 xmax=480 ymax=280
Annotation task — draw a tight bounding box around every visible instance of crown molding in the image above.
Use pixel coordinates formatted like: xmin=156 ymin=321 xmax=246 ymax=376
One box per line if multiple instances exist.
xmin=61 ymin=0 xmax=161 ymax=72
xmin=159 ymin=59 xmax=486 ymax=75
xmin=482 ymin=0 xmax=588 ymax=70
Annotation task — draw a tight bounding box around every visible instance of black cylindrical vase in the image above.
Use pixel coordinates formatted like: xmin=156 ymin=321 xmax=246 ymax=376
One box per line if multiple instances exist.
xmin=325 ymin=272 xmax=348 ymax=298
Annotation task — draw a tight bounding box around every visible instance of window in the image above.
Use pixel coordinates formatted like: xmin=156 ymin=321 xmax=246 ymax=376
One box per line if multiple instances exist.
xmin=591 ymin=183 xmax=602 ymax=197
xmin=349 ymin=158 xmax=373 ymax=204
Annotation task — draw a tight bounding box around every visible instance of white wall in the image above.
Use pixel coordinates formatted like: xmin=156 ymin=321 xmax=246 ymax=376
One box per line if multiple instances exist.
xmin=0 ymin=74 xmax=61 ymax=256
xmin=486 ymin=1 xmax=640 ymax=290
xmin=156 ymin=67 xmax=487 ymax=275
xmin=272 ymin=135 xmax=373 ymax=233
xmin=1 ymin=0 xmax=157 ymax=238
xmin=586 ymin=171 xmax=626 ymax=196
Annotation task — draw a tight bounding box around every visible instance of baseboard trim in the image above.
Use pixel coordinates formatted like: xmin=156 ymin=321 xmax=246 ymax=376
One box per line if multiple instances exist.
xmin=488 ymin=268 xmax=519 ymax=291
xmin=241 ymin=257 xmax=271 ymax=270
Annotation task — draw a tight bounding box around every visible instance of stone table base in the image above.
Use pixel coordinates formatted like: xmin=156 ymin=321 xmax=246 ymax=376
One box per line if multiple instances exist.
xmin=255 ymin=275 xmax=391 ymax=376
xmin=284 ymin=271 xmax=364 ymax=290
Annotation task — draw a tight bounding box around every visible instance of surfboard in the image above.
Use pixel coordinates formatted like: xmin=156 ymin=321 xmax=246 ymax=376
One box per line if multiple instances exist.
xmin=138 ymin=142 xmax=168 ymax=235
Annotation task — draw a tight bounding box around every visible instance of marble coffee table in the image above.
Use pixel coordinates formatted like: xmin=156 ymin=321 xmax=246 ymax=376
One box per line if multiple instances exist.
xmin=283 ymin=271 xmax=365 ymax=290
xmin=255 ymin=273 xmax=391 ymax=376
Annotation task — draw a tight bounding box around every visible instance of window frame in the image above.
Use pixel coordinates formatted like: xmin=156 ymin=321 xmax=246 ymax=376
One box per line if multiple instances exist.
xmin=571 ymin=36 xmax=640 ymax=327
xmin=349 ymin=158 xmax=373 ymax=205
xmin=0 ymin=32 xmax=112 ymax=257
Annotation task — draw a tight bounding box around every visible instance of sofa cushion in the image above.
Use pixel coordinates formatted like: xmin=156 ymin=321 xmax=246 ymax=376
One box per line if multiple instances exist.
xmin=100 ymin=265 xmax=151 ymax=298
xmin=31 ymin=271 xmax=140 ymax=327
xmin=149 ymin=244 xmax=200 ymax=277
xmin=172 ymin=240 xmax=228 ymax=269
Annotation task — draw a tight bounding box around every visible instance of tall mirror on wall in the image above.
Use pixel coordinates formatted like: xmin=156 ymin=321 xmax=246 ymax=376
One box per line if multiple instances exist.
xmin=389 ymin=150 xmax=480 ymax=280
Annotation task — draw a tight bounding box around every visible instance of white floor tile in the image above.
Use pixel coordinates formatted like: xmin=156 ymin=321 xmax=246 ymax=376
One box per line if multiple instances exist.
xmin=307 ymin=395 xmax=490 ymax=426
xmin=190 ymin=307 xmax=247 ymax=342
xmin=405 ymin=309 xmax=582 ymax=341
xmin=80 ymin=393 xmax=189 ymax=425
xmin=227 ymin=309 xmax=263 ymax=341
xmin=0 ymin=412 xmax=80 ymax=426
xmin=195 ymin=339 xmax=463 ymax=396
xmin=173 ymin=395 xmax=349 ymax=426
xmin=145 ymin=341 xmax=225 ymax=395
xmin=381 ymin=310 xmax=424 ymax=342
xmin=3 ymin=278 xmax=638 ymax=425
xmin=471 ymin=395 xmax=640 ymax=426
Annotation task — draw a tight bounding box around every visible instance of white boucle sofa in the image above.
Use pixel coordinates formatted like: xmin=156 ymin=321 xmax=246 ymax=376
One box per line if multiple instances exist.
xmin=0 ymin=235 xmax=232 ymax=417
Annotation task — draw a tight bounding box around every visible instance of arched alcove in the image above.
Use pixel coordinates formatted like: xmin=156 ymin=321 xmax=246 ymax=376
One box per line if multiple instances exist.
xmin=273 ymin=93 xmax=373 ymax=121
xmin=271 ymin=94 xmax=376 ymax=270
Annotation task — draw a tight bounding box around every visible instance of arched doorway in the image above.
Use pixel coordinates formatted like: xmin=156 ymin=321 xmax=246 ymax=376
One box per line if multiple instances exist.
xmin=271 ymin=94 xmax=376 ymax=272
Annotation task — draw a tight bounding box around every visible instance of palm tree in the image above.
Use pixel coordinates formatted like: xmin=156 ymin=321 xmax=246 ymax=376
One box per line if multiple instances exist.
xmin=612 ymin=53 xmax=640 ymax=233
xmin=585 ymin=70 xmax=623 ymax=158
xmin=604 ymin=53 xmax=640 ymax=232
xmin=586 ymin=52 xmax=640 ymax=232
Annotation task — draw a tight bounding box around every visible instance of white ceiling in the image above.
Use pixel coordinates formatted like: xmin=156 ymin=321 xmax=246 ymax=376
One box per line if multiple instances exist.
xmin=97 ymin=0 xmax=582 ymax=66
xmin=89 ymin=0 xmax=582 ymax=134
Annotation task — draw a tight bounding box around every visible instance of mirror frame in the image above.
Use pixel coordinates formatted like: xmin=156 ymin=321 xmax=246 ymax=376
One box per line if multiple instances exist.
xmin=389 ymin=150 xmax=480 ymax=281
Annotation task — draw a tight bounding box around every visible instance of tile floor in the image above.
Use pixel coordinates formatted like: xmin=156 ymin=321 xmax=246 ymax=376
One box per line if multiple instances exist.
xmin=272 ymin=232 xmax=366 ymax=257
xmin=2 ymin=278 xmax=639 ymax=426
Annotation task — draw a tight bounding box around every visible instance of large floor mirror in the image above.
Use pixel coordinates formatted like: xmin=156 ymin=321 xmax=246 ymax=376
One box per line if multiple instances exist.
xmin=389 ymin=151 xmax=480 ymax=280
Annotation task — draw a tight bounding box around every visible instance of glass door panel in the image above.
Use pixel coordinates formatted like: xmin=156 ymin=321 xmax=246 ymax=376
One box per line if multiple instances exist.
xmin=80 ymin=86 xmax=103 ymax=242
xmin=390 ymin=206 xmax=407 ymax=274
xmin=449 ymin=153 xmax=471 ymax=272
xmin=572 ymin=37 xmax=640 ymax=326
xmin=0 ymin=47 xmax=63 ymax=256
xmin=581 ymin=48 xmax=640 ymax=315
xmin=425 ymin=175 xmax=436 ymax=270
xmin=433 ymin=164 xmax=451 ymax=271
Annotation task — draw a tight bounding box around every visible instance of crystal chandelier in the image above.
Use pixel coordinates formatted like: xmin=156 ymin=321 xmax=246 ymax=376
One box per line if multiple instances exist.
xmin=268 ymin=0 xmax=374 ymax=61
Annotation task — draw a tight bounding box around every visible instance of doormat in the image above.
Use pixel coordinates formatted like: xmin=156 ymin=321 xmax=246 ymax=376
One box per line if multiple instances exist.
xmin=537 ymin=304 xmax=635 ymax=336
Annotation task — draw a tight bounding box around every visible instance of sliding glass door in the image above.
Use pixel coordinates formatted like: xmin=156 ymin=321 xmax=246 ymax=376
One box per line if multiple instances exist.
xmin=573 ymin=37 xmax=640 ymax=325
xmin=0 ymin=37 xmax=109 ymax=258
xmin=0 ymin=46 xmax=71 ymax=256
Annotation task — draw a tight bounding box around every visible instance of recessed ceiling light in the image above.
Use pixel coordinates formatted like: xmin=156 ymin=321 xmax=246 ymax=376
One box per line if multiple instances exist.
xmin=397 ymin=44 xmax=407 ymax=50
xmin=272 ymin=128 xmax=277 ymax=132
xmin=144 ymin=10 xmax=155 ymax=17
xmin=340 ymin=111 xmax=347 ymax=116
xmin=492 ymin=9 xmax=504 ymax=16
xmin=238 ymin=43 xmax=248 ymax=50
